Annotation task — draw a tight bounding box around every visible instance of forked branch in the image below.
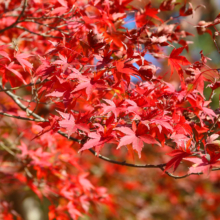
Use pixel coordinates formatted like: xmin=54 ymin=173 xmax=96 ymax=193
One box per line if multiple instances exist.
xmin=0 ymin=0 xmax=28 ymax=33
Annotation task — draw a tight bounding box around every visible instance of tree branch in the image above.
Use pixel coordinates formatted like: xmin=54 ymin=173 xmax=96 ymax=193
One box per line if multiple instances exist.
xmin=0 ymin=82 xmax=45 ymax=120
xmin=15 ymin=26 xmax=63 ymax=39
xmin=20 ymin=19 xmax=70 ymax=35
xmin=58 ymin=130 xmax=167 ymax=169
xmin=3 ymin=81 xmax=219 ymax=178
xmin=0 ymin=112 xmax=44 ymax=122
xmin=1 ymin=85 xmax=167 ymax=170
xmin=0 ymin=0 xmax=28 ymax=33
xmin=0 ymin=79 xmax=49 ymax=92
xmin=160 ymin=167 xmax=220 ymax=179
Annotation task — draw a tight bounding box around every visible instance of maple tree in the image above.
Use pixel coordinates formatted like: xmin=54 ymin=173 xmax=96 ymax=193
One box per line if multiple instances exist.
xmin=1 ymin=0 xmax=220 ymax=219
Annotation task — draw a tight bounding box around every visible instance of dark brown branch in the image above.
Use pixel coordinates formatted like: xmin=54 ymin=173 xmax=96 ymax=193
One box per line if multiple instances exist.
xmin=16 ymin=26 xmax=63 ymax=39
xmin=0 ymin=82 xmax=45 ymax=120
xmin=0 ymin=112 xmax=44 ymax=122
xmin=0 ymin=79 xmax=49 ymax=92
xmin=0 ymin=142 xmax=33 ymax=178
xmin=160 ymin=167 xmax=220 ymax=179
xmin=1 ymin=85 xmax=167 ymax=169
xmin=0 ymin=0 xmax=28 ymax=33
xmin=3 ymin=81 xmax=220 ymax=178
xmin=58 ymin=130 xmax=167 ymax=169
xmin=20 ymin=19 xmax=70 ymax=34
xmin=89 ymin=150 xmax=166 ymax=168
xmin=14 ymin=95 xmax=50 ymax=104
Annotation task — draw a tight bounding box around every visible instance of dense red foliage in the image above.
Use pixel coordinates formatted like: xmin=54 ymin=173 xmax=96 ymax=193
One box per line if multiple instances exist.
xmin=1 ymin=0 xmax=220 ymax=219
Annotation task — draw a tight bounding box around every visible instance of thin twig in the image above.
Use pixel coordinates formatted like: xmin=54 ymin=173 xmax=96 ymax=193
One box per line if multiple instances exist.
xmin=199 ymin=114 xmax=220 ymax=145
xmin=16 ymin=26 xmax=63 ymax=39
xmin=0 ymin=142 xmax=16 ymax=156
xmin=0 ymin=112 xmax=44 ymax=122
xmin=0 ymin=79 xmax=49 ymax=92
xmin=0 ymin=142 xmax=33 ymax=178
xmin=0 ymin=82 xmax=45 ymax=121
xmin=19 ymin=19 xmax=70 ymax=35
xmin=214 ymin=39 xmax=220 ymax=54
xmin=58 ymin=130 xmax=167 ymax=169
xmin=0 ymin=0 xmax=28 ymax=33
xmin=160 ymin=167 xmax=220 ymax=179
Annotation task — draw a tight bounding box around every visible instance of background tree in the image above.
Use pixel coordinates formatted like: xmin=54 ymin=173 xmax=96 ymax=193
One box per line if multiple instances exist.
xmin=1 ymin=0 xmax=220 ymax=219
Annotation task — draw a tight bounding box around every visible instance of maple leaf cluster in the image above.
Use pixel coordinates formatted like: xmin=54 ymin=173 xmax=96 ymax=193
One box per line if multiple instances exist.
xmin=1 ymin=0 xmax=220 ymax=219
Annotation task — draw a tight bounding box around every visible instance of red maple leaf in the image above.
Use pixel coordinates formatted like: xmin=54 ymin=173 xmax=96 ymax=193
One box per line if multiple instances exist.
xmin=79 ymin=124 xmax=115 ymax=154
xmin=115 ymin=122 xmax=161 ymax=158
xmin=114 ymin=60 xmax=138 ymax=85
xmin=77 ymin=173 xmax=94 ymax=192
xmin=57 ymin=111 xmax=89 ymax=138
xmin=0 ymin=45 xmax=11 ymax=61
xmin=184 ymin=151 xmax=220 ymax=176
xmin=168 ymin=47 xmax=191 ymax=76
xmin=35 ymin=115 xmax=60 ymax=139
xmin=100 ymin=99 xmax=125 ymax=119
xmin=67 ymin=201 xmax=82 ymax=220
xmin=135 ymin=3 xmax=163 ymax=27
xmin=15 ymin=52 xmax=33 ymax=71
xmin=179 ymin=2 xmax=193 ymax=16
xmin=164 ymin=139 xmax=193 ymax=172
xmin=50 ymin=0 xmax=68 ymax=15
xmin=125 ymin=99 xmax=142 ymax=115
xmin=52 ymin=53 xmax=74 ymax=74
xmin=69 ymin=72 xmax=106 ymax=100
xmin=3 ymin=62 xmax=27 ymax=86
xmin=164 ymin=149 xmax=192 ymax=173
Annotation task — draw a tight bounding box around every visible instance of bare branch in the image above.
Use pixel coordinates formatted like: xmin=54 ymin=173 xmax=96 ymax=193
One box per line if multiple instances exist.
xmin=0 ymin=112 xmax=44 ymax=122
xmin=160 ymin=167 xmax=220 ymax=179
xmin=58 ymin=130 xmax=167 ymax=169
